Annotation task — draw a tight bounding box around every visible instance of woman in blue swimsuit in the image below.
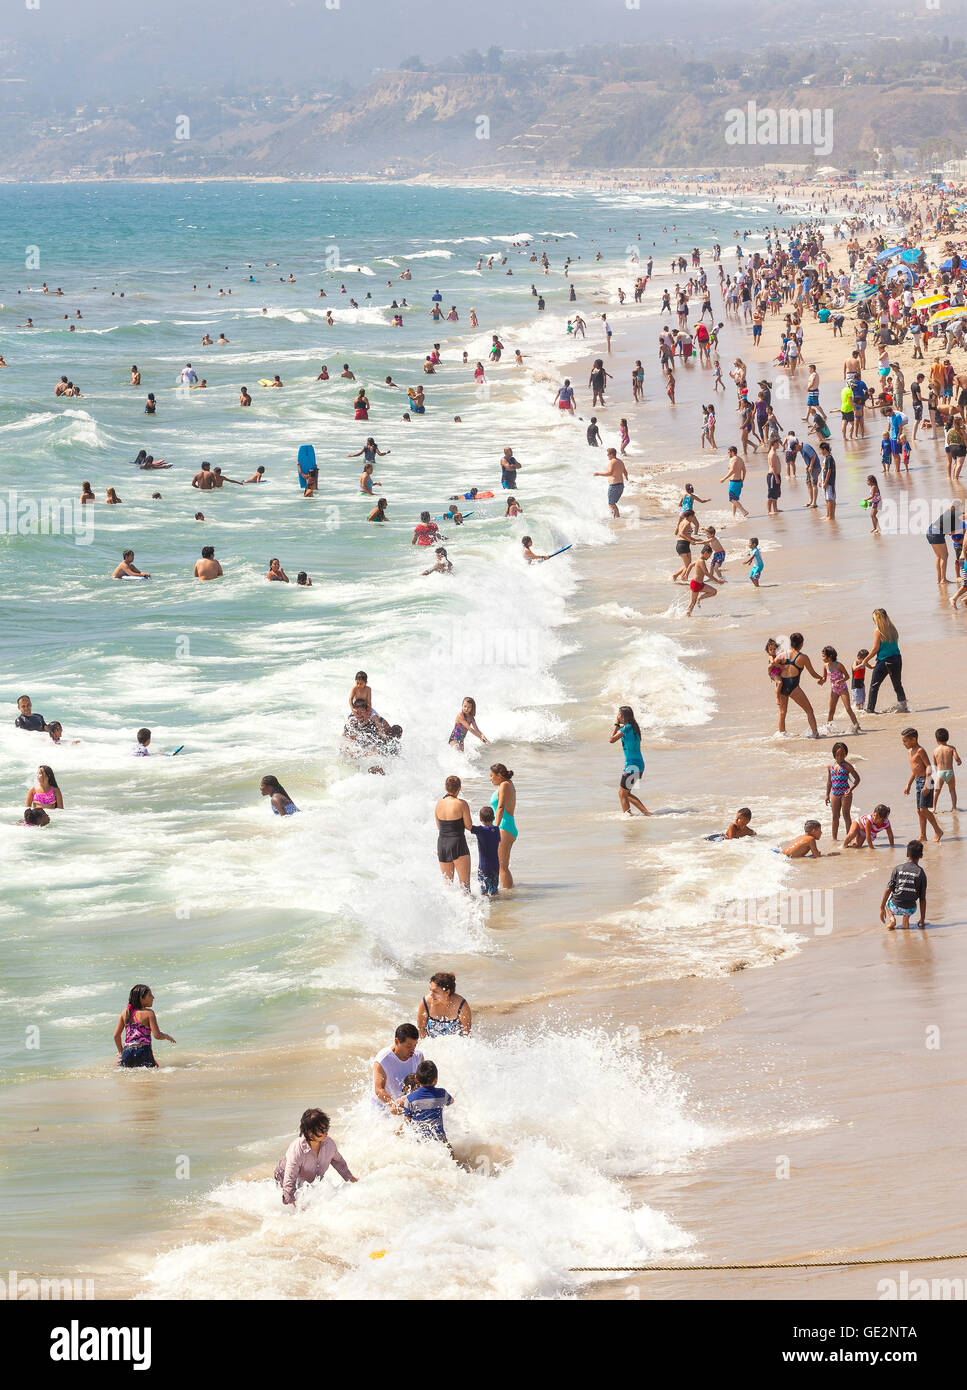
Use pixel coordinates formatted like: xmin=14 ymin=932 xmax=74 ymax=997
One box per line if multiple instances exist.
xmin=489 ymin=763 xmax=517 ymax=889
xmin=260 ymin=775 xmax=299 ymax=815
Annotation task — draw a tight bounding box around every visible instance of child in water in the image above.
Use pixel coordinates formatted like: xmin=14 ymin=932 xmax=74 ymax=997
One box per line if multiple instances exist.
xmin=349 ymin=671 xmax=372 ymax=715
xmin=851 ymin=648 xmax=869 ymax=709
xmin=819 ymin=646 xmax=861 ymax=730
xmin=705 ymin=527 xmax=726 ymax=581
xmin=521 ymin=536 xmax=549 ymax=564
xmin=782 ymin=820 xmax=823 ymax=857
xmin=843 ymin=804 xmax=893 ymax=848
xmin=724 ymin=807 xmax=756 ymax=839
xmin=470 ymin=805 xmax=502 ymax=897
xmin=825 ymin=741 xmax=861 ymax=839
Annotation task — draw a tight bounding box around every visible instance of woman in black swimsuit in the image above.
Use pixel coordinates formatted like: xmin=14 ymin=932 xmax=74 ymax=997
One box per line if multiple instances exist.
xmin=775 ymin=631 xmax=821 ymax=737
xmin=672 ymin=511 xmax=699 ymax=583
xmin=434 ymin=774 xmax=473 ymax=891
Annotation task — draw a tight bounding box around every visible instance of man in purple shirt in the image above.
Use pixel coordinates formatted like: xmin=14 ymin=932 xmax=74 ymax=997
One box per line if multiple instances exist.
xmin=274 ymin=1108 xmax=356 ymax=1207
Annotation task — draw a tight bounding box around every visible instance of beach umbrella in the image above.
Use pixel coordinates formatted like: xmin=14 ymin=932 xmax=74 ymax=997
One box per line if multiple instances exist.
xmin=928 ymin=307 xmax=967 ymax=326
xmin=900 ymin=248 xmax=923 ymax=264
xmin=849 ymin=284 xmax=878 ymax=301
xmin=875 ymin=246 xmax=904 ymax=262
xmin=914 ymin=293 xmax=948 ymax=309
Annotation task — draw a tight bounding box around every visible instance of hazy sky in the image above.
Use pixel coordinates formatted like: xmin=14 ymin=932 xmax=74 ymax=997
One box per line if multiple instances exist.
xmin=2 ymin=0 xmax=764 ymax=94
xmin=3 ymin=0 xmax=959 ymax=101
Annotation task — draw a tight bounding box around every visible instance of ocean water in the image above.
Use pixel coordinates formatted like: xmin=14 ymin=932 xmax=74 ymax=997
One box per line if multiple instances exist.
xmin=0 ymin=181 xmax=808 ymax=1298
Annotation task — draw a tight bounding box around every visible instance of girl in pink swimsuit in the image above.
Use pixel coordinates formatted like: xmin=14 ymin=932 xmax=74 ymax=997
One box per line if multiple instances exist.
xmin=820 ymin=646 xmax=861 ymax=730
xmin=844 ymin=804 xmax=895 ymax=848
xmin=26 ymin=765 xmax=63 ymax=810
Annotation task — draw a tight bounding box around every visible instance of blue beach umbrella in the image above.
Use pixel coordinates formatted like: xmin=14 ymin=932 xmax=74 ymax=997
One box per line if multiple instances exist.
xmin=875 ymin=246 xmax=903 ymax=262
xmin=900 ymin=248 xmax=923 ymax=264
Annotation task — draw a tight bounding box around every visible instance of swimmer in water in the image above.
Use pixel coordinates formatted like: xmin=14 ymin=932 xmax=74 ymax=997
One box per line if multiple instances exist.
xmin=521 ymin=536 xmax=549 ymax=563
xmin=781 ymin=821 xmax=823 ymax=857
xmin=112 ymin=549 xmax=150 ymax=579
xmin=359 ymin=464 xmax=380 ymax=494
xmin=26 ymin=764 xmax=64 ymax=811
xmin=244 ymin=466 xmax=266 ymax=483
xmin=193 ymin=545 xmax=223 ymax=581
xmin=723 ymin=808 xmax=756 ymax=839
xmin=260 ymin=775 xmax=299 ymax=815
xmin=266 ymin=558 xmax=289 ymax=583
xmin=423 ymin=547 xmax=452 ymax=576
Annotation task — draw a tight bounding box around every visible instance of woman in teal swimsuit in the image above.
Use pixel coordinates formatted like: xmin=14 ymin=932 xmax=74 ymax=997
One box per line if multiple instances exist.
xmin=489 ymin=763 xmax=517 ymax=888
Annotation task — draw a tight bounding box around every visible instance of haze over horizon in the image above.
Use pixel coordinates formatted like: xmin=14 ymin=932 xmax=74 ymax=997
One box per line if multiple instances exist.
xmin=3 ymin=0 xmax=960 ymax=105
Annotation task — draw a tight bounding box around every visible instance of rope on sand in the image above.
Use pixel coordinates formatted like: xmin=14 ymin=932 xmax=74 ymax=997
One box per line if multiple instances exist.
xmin=570 ymin=1253 xmax=967 ymax=1272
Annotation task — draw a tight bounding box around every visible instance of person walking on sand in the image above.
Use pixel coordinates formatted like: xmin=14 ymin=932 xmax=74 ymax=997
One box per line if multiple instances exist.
xmin=595 ymin=447 xmax=628 ymax=517
xmin=721 ymin=447 xmax=749 ymax=518
xmin=609 ymin=705 xmax=649 ymax=815
xmin=932 ymin=727 xmax=961 ymax=811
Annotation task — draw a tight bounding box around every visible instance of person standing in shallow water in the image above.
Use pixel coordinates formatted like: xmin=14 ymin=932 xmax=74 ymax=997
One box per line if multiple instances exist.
xmin=489 ymin=763 xmax=517 ymax=888
xmin=435 ymin=775 xmax=473 ymax=890
xmin=609 ymin=706 xmax=649 ymax=815
xmin=113 ymin=984 xmax=175 ymax=1068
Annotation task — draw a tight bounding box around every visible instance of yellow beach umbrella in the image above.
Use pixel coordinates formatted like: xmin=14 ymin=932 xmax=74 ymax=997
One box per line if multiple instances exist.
xmin=914 ymin=293 xmax=948 ymax=309
xmin=928 ymin=307 xmax=967 ymax=326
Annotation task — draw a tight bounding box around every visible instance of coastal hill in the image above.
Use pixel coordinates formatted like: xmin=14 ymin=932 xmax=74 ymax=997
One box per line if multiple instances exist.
xmin=1 ymin=35 xmax=965 ymax=180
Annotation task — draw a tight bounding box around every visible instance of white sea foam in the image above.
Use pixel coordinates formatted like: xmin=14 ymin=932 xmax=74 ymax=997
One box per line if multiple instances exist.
xmin=139 ymin=1027 xmax=710 ymax=1300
